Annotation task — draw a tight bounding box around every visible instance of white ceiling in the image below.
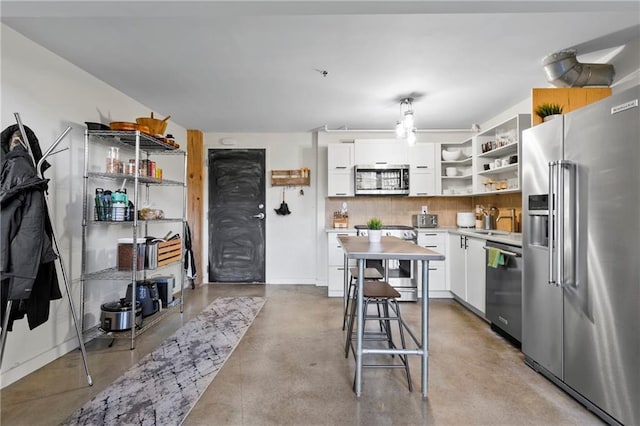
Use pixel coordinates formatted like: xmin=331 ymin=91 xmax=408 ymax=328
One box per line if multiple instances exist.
xmin=2 ymin=1 xmax=639 ymax=133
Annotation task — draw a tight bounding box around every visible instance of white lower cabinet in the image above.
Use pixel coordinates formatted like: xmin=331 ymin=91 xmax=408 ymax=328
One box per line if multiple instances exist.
xmin=327 ymin=231 xmax=356 ymax=297
xmin=447 ymin=233 xmax=486 ymax=315
xmin=414 ymin=231 xmax=449 ymax=298
xmin=465 ymin=237 xmax=486 ymax=313
xmin=448 ymin=235 xmax=467 ymax=299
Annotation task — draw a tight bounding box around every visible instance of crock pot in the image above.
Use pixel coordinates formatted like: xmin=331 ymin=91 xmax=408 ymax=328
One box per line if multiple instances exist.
xmin=100 ymin=298 xmax=142 ymax=332
xmin=456 ymin=211 xmax=476 ymax=228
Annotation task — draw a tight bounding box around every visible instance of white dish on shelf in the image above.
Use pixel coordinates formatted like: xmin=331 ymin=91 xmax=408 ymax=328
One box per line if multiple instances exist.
xmin=445 ymin=167 xmax=458 ymax=177
xmin=442 ymin=149 xmax=462 ymax=161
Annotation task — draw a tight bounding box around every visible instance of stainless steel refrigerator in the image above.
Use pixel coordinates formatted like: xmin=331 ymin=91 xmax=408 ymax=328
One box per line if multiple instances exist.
xmin=522 ymin=85 xmax=639 ymax=426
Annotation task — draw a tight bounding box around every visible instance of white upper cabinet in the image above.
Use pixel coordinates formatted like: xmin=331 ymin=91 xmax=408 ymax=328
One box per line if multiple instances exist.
xmin=408 ymin=143 xmax=437 ymax=196
xmin=408 ymin=143 xmax=435 ymax=170
xmin=354 ymin=139 xmax=408 ymax=165
xmin=328 ymin=143 xmax=354 ymax=170
xmin=327 ymin=143 xmax=355 ymax=197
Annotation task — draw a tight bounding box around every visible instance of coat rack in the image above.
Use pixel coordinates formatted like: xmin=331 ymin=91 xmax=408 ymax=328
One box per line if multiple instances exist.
xmin=0 ymin=113 xmax=93 ymax=386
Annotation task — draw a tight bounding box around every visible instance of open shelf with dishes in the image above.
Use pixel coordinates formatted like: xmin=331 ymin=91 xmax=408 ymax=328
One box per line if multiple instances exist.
xmin=473 ymin=114 xmax=530 ymax=194
xmin=436 ymin=114 xmax=530 ymax=196
xmin=439 ymin=138 xmax=473 ymax=196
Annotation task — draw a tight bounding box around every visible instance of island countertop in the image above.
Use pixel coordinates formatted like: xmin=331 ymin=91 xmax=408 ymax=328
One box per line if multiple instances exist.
xmin=338 ymin=235 xmax=446 ymax=261
xmin=338 ymin=234 xmax=444 ymax=398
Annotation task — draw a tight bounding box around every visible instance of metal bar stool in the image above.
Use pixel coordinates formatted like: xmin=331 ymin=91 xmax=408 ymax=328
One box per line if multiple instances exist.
xmin=342 ymin=267 xmax=383 ymax=330
xmin=344 ymin=280 xmax=413 ymax=392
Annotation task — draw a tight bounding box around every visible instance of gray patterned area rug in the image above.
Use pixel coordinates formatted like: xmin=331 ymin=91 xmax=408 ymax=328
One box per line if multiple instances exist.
xmin=65 ymin=296 xmax=265 ymax=426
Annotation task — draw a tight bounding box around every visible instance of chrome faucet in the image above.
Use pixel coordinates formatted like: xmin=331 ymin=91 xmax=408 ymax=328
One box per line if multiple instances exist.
xmin=497 ymin=208 xmax=517 ymax=232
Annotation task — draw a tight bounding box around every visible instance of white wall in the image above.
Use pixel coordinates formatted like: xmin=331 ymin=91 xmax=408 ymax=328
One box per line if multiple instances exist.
xmin=1 ymin=24 xmax=188 ymax=387
xmin=202 ymin=133 xmax=317 ymax=284
xmin=610 ymin=36 xmax=640 ymax=93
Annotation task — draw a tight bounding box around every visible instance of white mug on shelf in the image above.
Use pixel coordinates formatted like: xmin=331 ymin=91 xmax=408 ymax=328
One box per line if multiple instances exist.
xmin=501 ymin=158 xmax=509 ymax=167
xmin=494 ymin=159 xmax=501 ymax=169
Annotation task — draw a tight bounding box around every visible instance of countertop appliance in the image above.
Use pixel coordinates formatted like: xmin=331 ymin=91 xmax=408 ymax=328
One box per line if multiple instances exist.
xmin=355 ymin=225 xmax=417 ymax=301
xmin=484 ymin=241 xmax=522 ymax=344
xmin=522 ymin=85 xmax=639 ymax=426
xmin=412 ymin=214 xmax=438 ymax=228
xmin=148 ymin=275 xmax=175 ymax=308
xmin=456 ymin=212 xmax=475 ymax=228
xmin=125 ymin=281 xmax=160 ymax=317
xmin=100 ymin=299 xmax=142 ymax=332
xmin=354 ymin=164 xmax=409 ymax=195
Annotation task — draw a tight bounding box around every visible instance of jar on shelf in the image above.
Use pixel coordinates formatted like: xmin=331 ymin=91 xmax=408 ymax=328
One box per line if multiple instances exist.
xmin=106 ymin=146 xmax=120 ymax=174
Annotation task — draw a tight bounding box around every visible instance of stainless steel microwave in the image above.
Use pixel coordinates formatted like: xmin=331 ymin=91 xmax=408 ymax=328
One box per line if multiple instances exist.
xmin=354 ymin=164 xmax=410 ymax=195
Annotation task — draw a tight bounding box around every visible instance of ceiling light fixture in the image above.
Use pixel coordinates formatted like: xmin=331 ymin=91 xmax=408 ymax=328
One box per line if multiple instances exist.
xmin=395 ymin=97 xmax=417 ymax=145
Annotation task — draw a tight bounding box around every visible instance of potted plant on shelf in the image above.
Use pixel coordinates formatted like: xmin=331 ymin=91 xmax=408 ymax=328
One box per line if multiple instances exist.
xmin=367 ymin=217 xmax=383 ymax=243
xmin=535 ymin=102 xmax=564 ymax=122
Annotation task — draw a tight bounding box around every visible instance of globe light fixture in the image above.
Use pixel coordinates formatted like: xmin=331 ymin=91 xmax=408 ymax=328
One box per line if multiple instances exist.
xmin=396 ymin=97 xmax=417 ymax=145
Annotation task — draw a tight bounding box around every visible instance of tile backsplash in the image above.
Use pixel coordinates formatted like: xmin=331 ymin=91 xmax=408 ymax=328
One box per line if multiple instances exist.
xmin=326 ymin=193 xmax=522 ymax=231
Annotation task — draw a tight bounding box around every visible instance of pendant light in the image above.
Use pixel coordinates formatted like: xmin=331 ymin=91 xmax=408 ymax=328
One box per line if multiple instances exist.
xmin=396 ymin=97 xmax=417 ymax=145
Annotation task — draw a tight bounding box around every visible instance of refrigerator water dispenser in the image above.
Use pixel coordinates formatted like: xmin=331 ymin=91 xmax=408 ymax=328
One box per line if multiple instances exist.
xmin=527 ymin=195 xmax=549 ymax=247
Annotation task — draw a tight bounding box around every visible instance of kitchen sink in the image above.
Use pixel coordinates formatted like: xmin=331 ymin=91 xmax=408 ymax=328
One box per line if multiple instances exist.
xmin=466 ymin=229 xmax=523 ymax=243
xmin=469 ymin=229 xmax=511 ymax=236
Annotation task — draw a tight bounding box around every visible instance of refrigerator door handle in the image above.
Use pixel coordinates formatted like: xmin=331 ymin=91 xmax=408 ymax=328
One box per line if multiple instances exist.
xmin=557 ymin=160 xmax=565 ymax=287
xmin=559 ymin=160 xmax=577 ymax=287
xmin=548 ymin=161 xmax=558 ymax=286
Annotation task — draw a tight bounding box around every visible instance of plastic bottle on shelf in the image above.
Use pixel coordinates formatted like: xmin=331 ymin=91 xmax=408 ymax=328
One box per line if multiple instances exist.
xmin=112 ymin=190 xmax=127 ymax=221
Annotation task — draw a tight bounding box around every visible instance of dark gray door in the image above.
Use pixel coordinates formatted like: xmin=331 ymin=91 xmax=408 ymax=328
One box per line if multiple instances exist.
xmin=208 ymin=149 xmax=265 ymax=282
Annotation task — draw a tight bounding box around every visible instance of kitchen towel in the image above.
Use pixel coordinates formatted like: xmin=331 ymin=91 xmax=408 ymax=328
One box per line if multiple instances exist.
xmin=64 ymin=296 xmax=265 ymax=426
xmin=487 ymin=247 xmax=505 ymax=268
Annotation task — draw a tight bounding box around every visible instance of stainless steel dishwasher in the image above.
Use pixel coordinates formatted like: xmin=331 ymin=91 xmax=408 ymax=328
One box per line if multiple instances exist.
xmin=485 ymin=241 xmax=522 ymax=345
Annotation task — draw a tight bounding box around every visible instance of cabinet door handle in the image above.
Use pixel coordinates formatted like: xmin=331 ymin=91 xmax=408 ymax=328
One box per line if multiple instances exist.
xmin=416 ymin=192 xmax=429 ymax=195
xmin=416 ymin=165 xmax=430 ymax=169
xmin=334 ymin=193 xmax=347 ymax=196
xmin=375 ymin=162 xmax=387 ymax=165
xmin=424 ymin=245 xmax=438 ymax=248
xmin=335 ymin=166 xmax=347 ymax=169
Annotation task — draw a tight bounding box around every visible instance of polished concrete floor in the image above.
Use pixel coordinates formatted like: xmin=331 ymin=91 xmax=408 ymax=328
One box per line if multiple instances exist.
xmin=1 ymin=284 xmax=602 ymax=425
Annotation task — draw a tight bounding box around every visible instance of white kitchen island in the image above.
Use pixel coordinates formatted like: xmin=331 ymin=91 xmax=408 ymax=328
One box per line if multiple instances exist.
xmin=338 ymin=235 xmax=445 ymax=398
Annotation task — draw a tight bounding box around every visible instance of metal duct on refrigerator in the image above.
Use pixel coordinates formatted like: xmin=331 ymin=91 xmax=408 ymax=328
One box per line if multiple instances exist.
xmin=542 ymin=50 xmax=614 ymax=87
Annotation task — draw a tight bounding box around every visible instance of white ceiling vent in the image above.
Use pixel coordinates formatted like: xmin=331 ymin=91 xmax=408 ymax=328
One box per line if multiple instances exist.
xmin=542 ymin=50 xmax=615 ymax=87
